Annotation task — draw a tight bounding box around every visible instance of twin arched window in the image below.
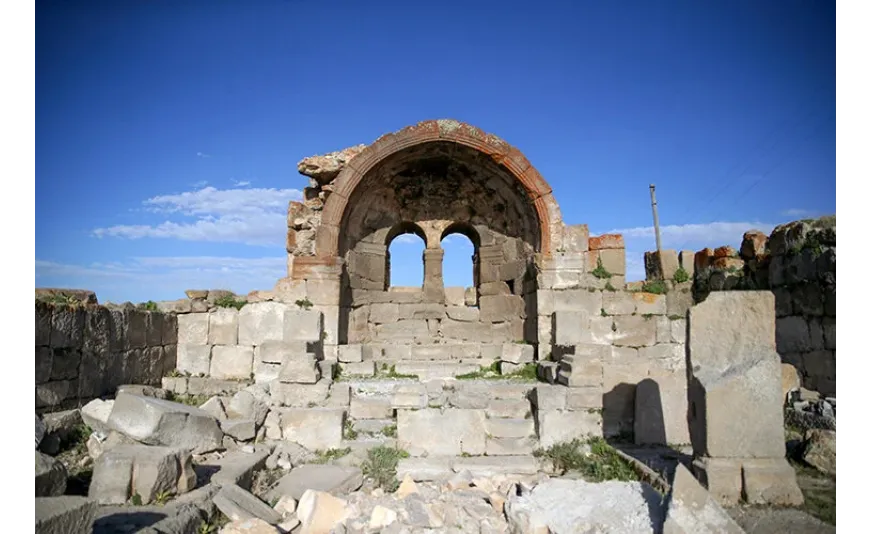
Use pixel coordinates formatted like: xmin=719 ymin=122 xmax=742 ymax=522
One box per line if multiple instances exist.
xmin=385 ymin=222 xmax=479 ymax=291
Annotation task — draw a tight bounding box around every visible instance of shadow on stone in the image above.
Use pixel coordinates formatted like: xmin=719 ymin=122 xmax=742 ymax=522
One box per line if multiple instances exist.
xmin=634 ymin=378 xmax=666 ymax=445
xmin=93 ymin=511 xmax=168 ymax=534
xmin=603 ymin=382 xmax=636 ymax=440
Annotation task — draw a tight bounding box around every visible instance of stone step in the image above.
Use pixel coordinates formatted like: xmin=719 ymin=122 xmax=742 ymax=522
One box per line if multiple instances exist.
xmin=484 ymin=418 xmax=536 ymax=439
xmin=343 ymin=437 xmax=397 ymax=453
xmin=350 ymin=419 xmax=395 ymax=435
xmin=486 ymin=399 xmax=532 ymax=419
xmin=349 ymin=397 xmax=393 ymax=420
xmin=486 ymin=436 xmax=538 ymax=456
xmin=397 ymin=455 xmax=541 ymax=482
xmin=393 ymin=361 xmax=481 ymax=380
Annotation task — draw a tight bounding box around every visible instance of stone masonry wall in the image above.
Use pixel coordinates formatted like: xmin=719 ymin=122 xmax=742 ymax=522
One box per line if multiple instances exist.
xmin=35 ymin=300 xmax=177 ymax=412
xmin=646 ymin=216 xmax=835 ymax=396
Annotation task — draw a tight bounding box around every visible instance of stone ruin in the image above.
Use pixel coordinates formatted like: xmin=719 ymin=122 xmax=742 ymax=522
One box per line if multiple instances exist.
xmin=35 ymin=120 xmax=835 ymax=534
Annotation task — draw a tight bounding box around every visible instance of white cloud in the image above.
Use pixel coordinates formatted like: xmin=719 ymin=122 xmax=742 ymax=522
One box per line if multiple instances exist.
xmin=36 ymin=256 xmax=287 ymax=303
xmin=600 ymin=220 xmax=777 ymax=282
xmin=441 ymin=234 xmax=473 ymax=247
xmin=93 ymin=186 xmax=303 ymax=246
xmin=392 ymin=234 xmax=424 ymax=245
xmin=196 ymin=152 xmax=211 ymax=158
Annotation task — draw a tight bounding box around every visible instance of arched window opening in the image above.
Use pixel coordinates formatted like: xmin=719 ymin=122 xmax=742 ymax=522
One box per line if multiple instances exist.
xmin=440 ymin=223 xmax=480 ymax=302
xmin=386 ymin=222 xmax=427 ymax=290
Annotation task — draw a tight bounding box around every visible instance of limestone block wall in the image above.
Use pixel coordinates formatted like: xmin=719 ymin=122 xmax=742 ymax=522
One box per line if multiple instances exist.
xmin=35 ymin=301 xmax=177 ymax=412
xmin=172 ymin=301 xmax=325 ymax=383
xmin=671 ymin=216 xmax=836 ymax=396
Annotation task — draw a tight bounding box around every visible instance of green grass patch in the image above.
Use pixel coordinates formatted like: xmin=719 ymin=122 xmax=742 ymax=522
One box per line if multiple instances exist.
xmin=591 ymin=257 xmax=612 ymax=279
xmin=361 ymin=446 xmax=409 ymax=491
xmin=641 ymin=280 xmax=668 ymax=295
xmin=165 ymin=392 xmax=211 ymax=407
xmin=343 ymin=419 xmax=358 ymax=440
xmin=309 ymin=448 xmax=351 ymax=464
xmin=213 ymin=295 xmax=247 ymax=310
xmin=533 ymin=437 xmax=638 ymax=481
xmin=295 ymin=298 xmax=314 ymax=310
xmin=382 ymin=424 xmax=397 ymax=438
xmin=672 ymin=267 xmax=690 ymax=284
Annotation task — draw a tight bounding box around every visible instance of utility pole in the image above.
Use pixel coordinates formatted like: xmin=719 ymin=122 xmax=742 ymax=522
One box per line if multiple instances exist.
xmin=649 ymin=184 xmax=663 ymax=254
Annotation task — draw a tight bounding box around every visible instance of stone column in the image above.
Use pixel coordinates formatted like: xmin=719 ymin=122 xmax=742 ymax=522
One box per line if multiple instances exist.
xmin=422 ymin=249 xmax=445 ymax=303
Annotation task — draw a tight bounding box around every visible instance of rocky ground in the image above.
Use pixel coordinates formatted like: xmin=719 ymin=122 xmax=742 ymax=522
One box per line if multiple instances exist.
xmin=35 ymin=382 xmax=836 ymax=534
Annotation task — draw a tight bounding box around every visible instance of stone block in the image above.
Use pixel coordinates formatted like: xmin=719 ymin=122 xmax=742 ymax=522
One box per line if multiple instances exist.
xmin=692 ymin=457 xmax=743 ymax=507
xmin=49 ymin=347 xmax=80 ymax=381
xmin=338 ymin=344 xmax=363 ymax=363
xmin=566 ymin=387 xmax=603 ymax=410
xmin=36 ymin=380 xmax=74 ymax=409
xmin=634 ymin=374 xmax=690 ymax=446
xmin=688 ymin=292 xmax=786 ymax=459
xmin=776 ymin=316 xmax=812 ymax=353
xmin=255 ymin=340 xmax=306 ymax=364
xmin=35 ymin=496 xmax=96 ymax=534
xmin=271 ymin=383 xmax=330 ymax=407
xmin=553 ymin=311 xmax=588 ymax=345
xmin=238 ymin=302 xmax=287 ymax=346
xmin=50 ymin=306 xmax=85 ymax=349
xmin=486 ymin=436 xmax=536 ymax=456
xmin=213 ymin=483 xmax=283 ymax=525
xmin=36 ymin=301 xmax=52 ymax=346
xmin=441 ymin=319 xmax=493 ymax=343
xmin=186 ymin=377 xmax=248 ymax=396
xmin=209 ymin=308 xmax=239 ymax=345
xmin=397 ymin=408 xmax=486 ymax=456
xmin=280 ymin=408 xmax=345 ymax=450
xmin=210 ymin=346 xmax=254 ymax=380
xmin=342 ymin=361 xmax=376 ymax=377
xmin=530 ymin=385 xmax=567 ymax=411
xmin=638 ymin=343 xmax=685 ymax=371
xmin=445 ymin=287 xmax=466 ymax=306
xmin=612 ymin=315 xmax=657 ymax=347
xmin=590 ymin=248 xmax=626 ymax=276
xmin=662 ymin=464 xmax=744 ymax=534
xmin=376 ymin=319 xmax=429 ymax=341
xmin=451 ymin=343 xmax=482 ymax=360
xmin=487 ymin=399 xmax=530 ymax=418
xmin=666 ymin=287 xmax=694 ymax=318
xmin=410 ymin=344 xmax=453 ymax=361
xmin=479 ymin=294 xmax=526 ymax=323
xmin=350 ymin=397 xmax=393 ymax=419
xmin=369 ymin=303 xmax=399 ymax=324
xmin=601 ymin=363 xmax=649 ymax=437
xmin=396 ymin=457 xmax=454 ymax=482
xmin=88 ymin=445 xmax=196 ymax=505
xmin=633 ymin=293 xmax=666 ymax=315
xmin=484 ymin=418 xmax=535 ymax=439
xmin=144 ymin=312 xmax=164 ymax=346
xmin=221 ymin=419 xmax=257 ymax=441
xmin=537 ymin=410 xmax=602 ymax=447
xmin=161 ymin=313 xmax=177 ymax=345
xmin=176 ymin=344 xmax=211 ymax=376
xmin=266 ymin=465 xmax=363 ymax=502
xmin=445 ymin=306 xmax=480 ymax=322
xmin=501 ymin=343 xmax=534 ymax=364
xmin=392 ymin=384 xmax=428 ymax=409
xmin=602 ymin=292 xmax=635 ymax=315
xmin=552 ymin=289 xmax=602 ymax=315
xmin=107 ymin=393 xmax=223 ymax=453
xmin=178 ymin=313 xmax=209 ymax=345
xmin=296 ymin=490 xmax=351 ymax=534
xmin=36 ymin=451 xmax=67 ymax=496
xmin=278 ymin=354 xmax=320 ymax=384
xmin=741 ymin=457 xmax=804 ymax=506
xmin=211 ymin=449 xmax=270 ymax=490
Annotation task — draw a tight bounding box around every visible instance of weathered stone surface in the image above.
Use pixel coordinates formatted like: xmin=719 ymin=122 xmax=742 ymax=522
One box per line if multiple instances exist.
xmin=280 ymin=408 xmax=344 ymax=450
xmin=176 ymin=344 xmax=211 ymax=376
xmin=531 ymin=385 xmax=567 ymax=411
xmin=214 ymin=483 xmax=283 ymax=524
xmin=227 ymin=385 xmax=271 ymax=426
xmin=209 ymin=308 xmax=239 ymax=345
xmin=396 ymin=457 xmax=453 ymax=482
xmin=271 ymin=383 xmax=330 ymax=407
xmin=505 ymin=478 xmax=661 ymax=534
xmin=688 ymin=292 xmax=785 ymax=458
xmin=662 ymin=464 xmax=744 ymax=534
xmin=350 ymin=397 xmax=393 ymax=419
xmin=741 ymin=458 xmax=804 ymax=506
xmin=50 ymin=306 xmax=86 ymax=348
xmin=278 ymin=354 xmax=320 ymax=384
xmin=266 ymin=465 xmax=363 ymax=501
xmin=445 ymin=306 xmax=480 ymax=322
xmin=238 ymin=302 xmax=289 ymax=346
xmin=297 ymin=143 xmax=366 ymax=183
xmin=177 ymin=313 xmax=208 ymax=345
xmin=35 ymin=496 xmax=97 ymax=534
xmin=211 ymin=345 xmax=255 ymax=380
xmin=36 ymin=451 xmax=67 ymax=497
xmin=502 ymin=343 xmax=534 ymax=364
xmin=692 ymin=457 xmax=743 ymax=506
xmin=801 ymin=429 xmax=835 ymax=475
xmin=88 ymin=445 xmax=196 ymax=505
xmin=452 ymin=455 xmax=539 ymax=477
xmin=35 ymin=414 xmax=46 ymax=449
xmin=479 ymin=295 xmax=526 ymax=323
xmin=612 ymin=315 xmax=657 ymax=347
xmin=398 ymin=408 xmax=485 ymax=456
xmin=484 ymin=418 xmax=535 ymax=439
xmin=296 ymin=489 xmax=351 ymax=534
xmin=537 ymin=410 xmax=602 ymax=447
xmin=566 ymin=387 xmax=603 ymax=410
xmin=211 ymin=449 xmax=270 ymax=489
xmin=221 ymin=518 xmax=281 ymax=534
xmin=338 ymin=344 xmax=363 ymax=363
xmin=222 ymin=418 xmax=257 ymax=441
xmin=781 ymin=363 xmax=801 ymax=404
xmin=107 ymin=393 xmax=223 ymax=453
xmin=284 ymin=309 xmax=324 ymax=342
xmin=634 ymin=374 xmax=690 ymax=446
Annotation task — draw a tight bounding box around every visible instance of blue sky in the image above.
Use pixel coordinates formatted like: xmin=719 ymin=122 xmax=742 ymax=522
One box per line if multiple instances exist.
xmin=36 ymin=0 xmax=835 ymax=303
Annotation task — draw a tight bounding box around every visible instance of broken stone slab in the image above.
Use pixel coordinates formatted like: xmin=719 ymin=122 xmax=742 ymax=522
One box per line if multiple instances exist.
xmin=214 ymin=484 xmax=283 ymax=525
xmin=801 ymin=429 xmax=835 ymax=476
xmin=221 ymin=517 xmax=282 ymax=534
xmin=88 ymin=445 xmax=196 ymax=505
xmin=39 ymin=409 xmax=83 ymax=455
xmin=296 ymin=489 xmax=352 ymax=534
xmin=35 ymin=496 xmax=97 ymax=534
xmin=278 ymin=354 xmax=321 ymax=384
xmin=396 ymin=457 xmax=454 ymax=482
xmin=397 ymin=408 xmax=486 ymax=456
xmin=81 ymin=398 xmax=114 ymax=434
xmin=221 ymin=418 xmax=257 ymax=442
xmin=85 ymin=429 xmax=136 ymax=460
xmin=199 ymin=396 xmax=228 ymax=421
xmin=36 ymin=451 xmax=67 ymax=497
xmin=210 ymin=449 xmax=270 ymax=490
xmin=662 ymin=464 xmax=744 ymax=534
xmin=116 ymin=384 xmax=170 ymax=399
xmin=106 ymin=392 xmax=223 ymax=453
xmin=505 ymin=478 xmax=664 ymax=534
xmin=741 ymin=457 xmax=804 ymax=506
xmin=280 ymin=408 xmax=345 ymax=450
xmin=266 ymin=464 xmax=363 ymax=502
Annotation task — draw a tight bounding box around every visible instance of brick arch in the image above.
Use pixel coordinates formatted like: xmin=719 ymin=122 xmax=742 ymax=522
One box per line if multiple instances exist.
xmin=315 ymin=119 xmax=562 ymax=258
